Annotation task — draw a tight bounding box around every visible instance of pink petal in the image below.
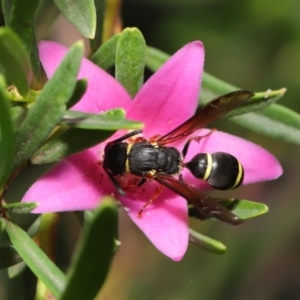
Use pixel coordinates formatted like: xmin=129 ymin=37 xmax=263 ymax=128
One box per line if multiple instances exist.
xmin=183 ymin=129 xmax=283 ymax=187
xmin=39 ymin=41 xmax=133 ymax=113
xmin=120 ymin=184 xmax=188 ymax=261
xmin=22 ymin=146 xmax=114 ymax=212
xmin=128 ymin=41 xmax=204 ymax=137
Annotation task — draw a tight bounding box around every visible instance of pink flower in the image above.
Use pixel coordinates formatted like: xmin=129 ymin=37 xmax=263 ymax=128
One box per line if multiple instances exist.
xmin=22 ymin=41 xmax=282 ymax=261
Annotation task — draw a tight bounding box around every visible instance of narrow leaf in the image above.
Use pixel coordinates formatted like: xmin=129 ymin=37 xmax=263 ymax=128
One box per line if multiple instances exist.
xmin=32 ymin=109 xmax=143 ymax=164
xmin=59 ymin=198 xmax=118 ymax=300
xmin=219 ymin=199 xmax=269 ymax=220
xmin=189 ymin=198 xmax=268 ymax=221
xmin=0 ymin=244 xmax=23 ymax=269
xmin=4 ymin=219 xmax=66 ymax=298
xmin=89 ymin=0 xmax=106 ymax=53
xmin=2 ymin=202 xmax=37 ymax=214
xmin=62 ymin=109 xmax=143 ymax=130
xmin=31 ymin=128 xmax=113 ymax=164
xmin=0 ymin=75 xmax=14 ymax=190
xmin=0 ymin=28 xmax=31 ymax=96
xmin=101 ymin=0 xmax=121 ymax=42
xmin=8 ymin=215 xmax=41 ymax=278
xmin=116 ymin=28 xmax=146 ymax=97
xmin=35 ymin=0 xmax=60 ymax=39
xmin=90 ymin=33 xmax=120 ymax=69
xmin=0 ymin=218 xmax=5 ymax=232
xmin=34 ymin=213 xmax=60 ymax=300
xmin=189 ymin=228 xmax=226 ymax=254
xmin=232 ymin=105 xmax=300 ymax=144
xmin=67 ymin=79 xmax=88 ymax=109
xmin=8 ymin=261 xmax=26 ymax=278
xmin=10 ymin=106 xmax=26 ymax=130
xmin=226 ymin=88 xmax=287 ymax=117
xmin=53 ymin=0 xmax=96 ymax=38
xmin=74 ymin=211 xmax=94 ymax=228
xmin=14 ymin=41 xmax=84 ymax=169
xmin=200 ymin=72 xmax=284 ymax=113
xmin=2 ymin=0 xmax=40 ymax=85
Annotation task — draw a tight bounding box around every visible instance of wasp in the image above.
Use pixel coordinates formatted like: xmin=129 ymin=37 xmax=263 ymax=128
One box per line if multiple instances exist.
xmin=103 ymin=90 xmax=254 ymax=225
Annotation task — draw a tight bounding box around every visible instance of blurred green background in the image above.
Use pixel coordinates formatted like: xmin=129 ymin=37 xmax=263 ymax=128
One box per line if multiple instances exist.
xmin=2 ymin=0 xmax=300 ymax=299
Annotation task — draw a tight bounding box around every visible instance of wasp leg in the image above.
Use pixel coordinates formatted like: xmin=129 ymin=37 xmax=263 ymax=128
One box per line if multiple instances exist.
xmin=138 ymin=185 xmax=164 ymax=218
xmin=137 ymin=178 xmax=147 ymax=187
xmin=178 ymin=173 xmax=184 ymax=184
xmin=122 ymin=177 xmax=146 ymax=193
xmin=103 ymin=167 xmax=127 ymax=196
xmin=182 ymin=129 xmax=216 ymax=158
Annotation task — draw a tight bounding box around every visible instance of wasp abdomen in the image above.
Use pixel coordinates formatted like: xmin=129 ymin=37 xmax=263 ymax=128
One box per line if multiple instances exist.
xmin=186 ymin=152 xmax=244 ymax=190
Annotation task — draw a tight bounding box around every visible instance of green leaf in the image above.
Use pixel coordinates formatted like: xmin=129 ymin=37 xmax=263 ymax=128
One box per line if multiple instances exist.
xmin=232 ymin=104 xmax=300 ymax=144
xmin=0 ymin=244 xmax=23 ymax=269
xmin=2 ymin=0 xmax=41 ymax=85
xmin=145 ymin=46 xmax=168 ymax=72
xmin=0 ymin=75 xmax=14 ymax=190
xmin=14 ymin=41 xmax=84 ymax=169
xmin=188 ymin=228 xmax=226 ymax=254
xmin=1 ymin=0 xmax=11 ymax=24
xmin=89 ymin=0 xmax=106 ymax=53
xmin=220 ymin=199 xmax=269 ymax=220
xmin=7 ymin=215 xmax=41 ymax=278
xmin=201 ymin=72 xmax=285 ymax=110
xmin=35 ymin=0 xmax=60 ymax=40
xmin=74 ymin=210 xmax=94 ymax=228
xmin=226 ymin=88 xmax=287 ymax=117
xmin=62 ymin=109 xmax=143 ymax=130
xmin=188 ymin=198 xmax=268 ymax=221
xmin=2 ymin=202 xmax=37 ymax=214
xmin=4 ymin=219 xmax=66 ymax=298
xmin=59 ymin=198 xmax=118 ymax=300
xmin=33 ymin=213 xmax=60 ymax=299
xmin=0 ymin=28 xmax=31 ymax=96
xmin=90 ymin=33 xmax=120 ymax=69
xmin=0 ymin=218 xmax=5 ymax=232
xmin=8 ymin=261 xmax=26 ymax=278
xmin=116 ymin=28 xmax=146 ymax=98
xmin=53 ymin=0 xmax=96 ymax=38
xmin=67 ymin=79 xmax=88 ymax=109
xmin=10 ymin=106 xmax=26 ymax=130
xmin=31 ymin=128 xmax=113 ymax=164
xmin=31 ymin=108 xmax=143 ymax=164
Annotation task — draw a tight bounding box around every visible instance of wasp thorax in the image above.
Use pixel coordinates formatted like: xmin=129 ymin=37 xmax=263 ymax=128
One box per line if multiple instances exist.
xmin=185 ymin=152 xmax=244 ymax=190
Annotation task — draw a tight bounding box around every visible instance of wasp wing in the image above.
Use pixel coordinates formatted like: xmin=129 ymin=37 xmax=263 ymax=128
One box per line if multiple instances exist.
xmin=155 ymin=175 xmax=243 ymax=225
xmin=157 ymin=90 xmax=254 ymax=145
